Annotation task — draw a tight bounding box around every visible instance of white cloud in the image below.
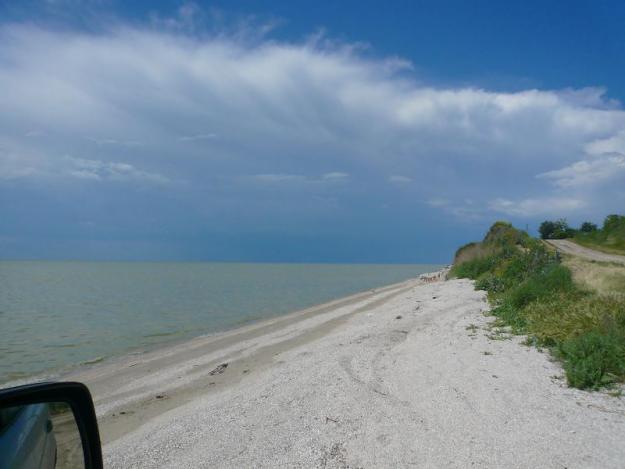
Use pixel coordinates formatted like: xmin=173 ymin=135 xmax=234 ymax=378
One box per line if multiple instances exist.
xmin=86 ymin=137 xmax=144 ymax=147
xmin=585 ymin=130 xmax=625 ymax=155
xmin=0 ymin=151 xmax=38 ymax=179
xmin=249 ymin=173 xmax=306 ymax=183
xmin=322 ymin=172 xmax=349 ymax=181
xmin=538 ymin=153 xmax=625 ymax=187
xmin=248 ymin=172 xmax=349 ymax=184
xmin=426 ymin=198 xmax=449 ymax=207
xmin=1 ymin=22 xmax=625 ymax=221
xmin=389 ymin=175 xmax=412 ymax=184
xmin=63 ymin=157 xmax=171 ymax=183
xmin=489 ymin=197 xmax=586 ymax=217
xmin=178 ymin=133 xmax=217 ymax=142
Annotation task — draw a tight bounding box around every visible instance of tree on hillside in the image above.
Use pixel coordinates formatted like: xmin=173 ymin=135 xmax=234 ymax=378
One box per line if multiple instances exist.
xmin=580 ymin=221 xmax=598 ymax=233
xmin=539 ymin=219 xmax=574 ymax=239
xmin=603 ymin=214 xmax=625 ymax=232
xmin=539 ymin=220 xmax=556 ymax=239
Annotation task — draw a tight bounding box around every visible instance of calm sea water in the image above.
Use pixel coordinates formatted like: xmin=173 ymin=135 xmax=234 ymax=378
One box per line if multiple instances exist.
xmin=0 ymin=261 xmax=441 ymax=384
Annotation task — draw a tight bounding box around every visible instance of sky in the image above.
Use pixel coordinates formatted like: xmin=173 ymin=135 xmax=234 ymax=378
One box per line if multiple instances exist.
xmin=1 ymin=0 xmax=625 ymax=263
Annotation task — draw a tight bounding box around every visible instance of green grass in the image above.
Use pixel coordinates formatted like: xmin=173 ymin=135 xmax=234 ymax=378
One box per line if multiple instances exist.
xmin=574 ymin=214 xmax=625 ymax=255
xmin=449 ymin=255 xmax=497 ymax=279
xmin=452 ymin=221 xmax=625 ymax=391
xmin=558 ymin=331 xmax=625 ymax=389
xmin=574 ymin=237 xmax=625 ymax=256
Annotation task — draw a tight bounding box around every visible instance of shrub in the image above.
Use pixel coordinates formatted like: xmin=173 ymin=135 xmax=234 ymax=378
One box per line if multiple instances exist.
xmin=603 ymin=214 xmax=625 ymax=232
xmin=575 ymin=213 xmax=625 ymax=254
xmin=580 ymin=222 xmax=598 ymax=233
xmin=491 ymin=302 xmax=527 ymax=332
xmin=505 ymin=264 xmax=574 ymax=310
xmin=483 ymin=221 xmax=527 ymax=247
xmin=539 ymin=220 xmax=556 ymax=240
xmin=558 ymin=330 xmax=625 ymax=389
xmin=475 ymin=272 xmax=505 ymax=293
xmin=450 ymin=255 xmax=497 ymax=279
xmin=539 ymin=218 xmax=574 ymax=239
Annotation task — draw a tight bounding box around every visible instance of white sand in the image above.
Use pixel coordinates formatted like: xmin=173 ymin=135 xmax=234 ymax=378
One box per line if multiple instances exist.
xmin=99 ymin=275 xmax=625 ymax=468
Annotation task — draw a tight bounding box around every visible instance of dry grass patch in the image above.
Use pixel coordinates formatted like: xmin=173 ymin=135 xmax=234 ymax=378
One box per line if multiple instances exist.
xmin=564 ymin=256 xmax=625 ymax=296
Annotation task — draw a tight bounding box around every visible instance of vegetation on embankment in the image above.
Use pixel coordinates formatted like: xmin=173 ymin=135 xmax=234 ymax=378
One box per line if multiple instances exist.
xmin=574 ymin=214 xmax=625 ymax=255
xmin=539 ymin=213 xmax=625 ymax=256
xmin=450 ymin=221 xmax=625 ymax=390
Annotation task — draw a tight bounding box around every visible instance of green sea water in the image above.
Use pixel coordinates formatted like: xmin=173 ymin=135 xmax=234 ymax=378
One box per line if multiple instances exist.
xmin=0 ymin=261 xmax=442 ymax=384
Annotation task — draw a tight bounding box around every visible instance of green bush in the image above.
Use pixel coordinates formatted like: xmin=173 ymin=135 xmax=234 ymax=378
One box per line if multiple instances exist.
xmin=449 ymin=254 xmax=498 ymax=279
xmin=575 ymin=213 xmax=625 ymax=254
xmin=506 ymin=264 xmax=573 ymax=310
xmin=492 ymin=302 xmax=527 ymax=332
xmin=539 ymin=218 xmax=574 ymax=239
xmin=558 ymin=331 xmax=625 ymax=389
xmin=475 ymin=272 xmax=505 ymax=293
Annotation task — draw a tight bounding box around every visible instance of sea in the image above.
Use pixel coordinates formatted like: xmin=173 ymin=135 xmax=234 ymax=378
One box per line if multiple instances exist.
xmin=0 ymin=261 xmax=442 ymax=384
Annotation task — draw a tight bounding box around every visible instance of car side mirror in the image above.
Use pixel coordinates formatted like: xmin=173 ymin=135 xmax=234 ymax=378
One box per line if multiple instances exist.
xmin=0 ymin=382 xmax=103 ymax=469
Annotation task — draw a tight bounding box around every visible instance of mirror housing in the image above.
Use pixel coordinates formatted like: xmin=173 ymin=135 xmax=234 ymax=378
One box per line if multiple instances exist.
xmin=0 ymin=382 xmax=103 ymax=469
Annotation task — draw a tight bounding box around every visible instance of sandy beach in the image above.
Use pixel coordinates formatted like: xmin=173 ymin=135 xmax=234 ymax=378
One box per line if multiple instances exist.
xmin=70 ymin=272 xmax=625 ymax=468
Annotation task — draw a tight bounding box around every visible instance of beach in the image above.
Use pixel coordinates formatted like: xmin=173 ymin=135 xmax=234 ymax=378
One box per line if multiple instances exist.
xmin=71 ymin=271 xmax=625 ymax=468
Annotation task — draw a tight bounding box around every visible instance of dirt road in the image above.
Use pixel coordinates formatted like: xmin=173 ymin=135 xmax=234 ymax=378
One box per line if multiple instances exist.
xmin=546 ymin=239 xmax=625 ymax=265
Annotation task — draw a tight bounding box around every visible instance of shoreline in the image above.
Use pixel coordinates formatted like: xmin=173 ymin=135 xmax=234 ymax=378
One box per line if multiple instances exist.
xmin=1 ymin=266 xmax=444 ymax=388
xmin=103 ymin=270 xmax=625 ymax=468
xmin=67 ymin=270 xmax=447 ymax=444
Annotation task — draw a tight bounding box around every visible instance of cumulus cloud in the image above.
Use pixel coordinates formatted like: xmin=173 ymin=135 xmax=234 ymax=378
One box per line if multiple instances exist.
xmin=538 ymin=153 xmax=625 ymax=187
xmin=585 ymin=130 xmax=625 ymax=155
xmin=2 ymin=17 xmax=625 ymax=260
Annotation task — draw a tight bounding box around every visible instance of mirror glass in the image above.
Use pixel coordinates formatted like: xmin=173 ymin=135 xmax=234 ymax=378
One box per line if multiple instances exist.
xmin=0 ymin=402 xmax=85 ymax=469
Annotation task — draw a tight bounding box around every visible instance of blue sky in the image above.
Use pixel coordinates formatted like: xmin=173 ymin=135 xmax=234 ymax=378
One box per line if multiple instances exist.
xmin=1 ymin=1 xmax=625 ymax=263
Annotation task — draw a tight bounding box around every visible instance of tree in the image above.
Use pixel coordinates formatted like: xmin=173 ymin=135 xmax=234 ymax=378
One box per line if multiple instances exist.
xmin=552 ymin=219 xmax=573 ymax=239
xmin=539 ymin=219 xmax=573 ymax=239
xmin=580 ymin=221 xmax=598 ymax=233
xmin=539 ymin=220 xmax=556 ymax=239
xmin=603 ymin=214 xmax=625 ymax=232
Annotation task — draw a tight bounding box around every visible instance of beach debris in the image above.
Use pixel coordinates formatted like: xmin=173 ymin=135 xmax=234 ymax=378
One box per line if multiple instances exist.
xmin=325 ymin=416 xmax=339 ymax=424
xmin=155 ymin=394 xmax=165 ymax=399
xmin=395 ymin=315 xmax=403 ymax=319
xmin=242 ymin=369 xmax=250 ymax=374
xmin=209 ymin=363 xmax=229 ymax=375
